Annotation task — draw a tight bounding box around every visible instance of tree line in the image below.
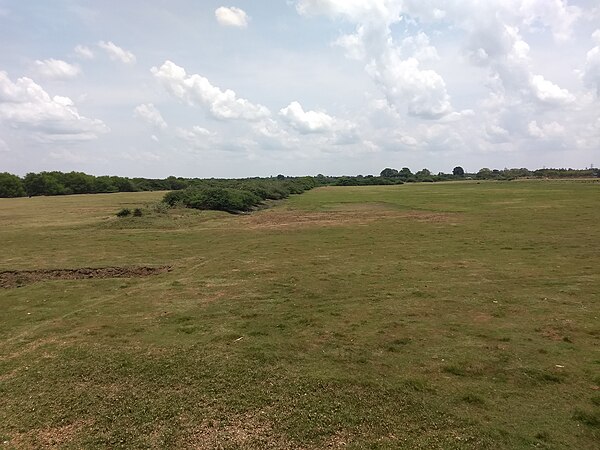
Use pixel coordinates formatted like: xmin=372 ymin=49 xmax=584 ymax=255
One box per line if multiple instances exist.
xmin=0 ymin=166 xmax=598 ymax=198
xmin=376 ymin=166 xmax=599 ymax=183
xmin=0 ymin=171 xmax=190 ymax=198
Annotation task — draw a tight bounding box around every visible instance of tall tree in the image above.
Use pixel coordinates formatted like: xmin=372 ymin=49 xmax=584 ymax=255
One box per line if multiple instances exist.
xmin=380 ymin=168 xmax=399 ymax=178
xmin=453 ymin=166 xmax=465 ymax=177
xmin=0 ymin=173 xmax=26 ymax=198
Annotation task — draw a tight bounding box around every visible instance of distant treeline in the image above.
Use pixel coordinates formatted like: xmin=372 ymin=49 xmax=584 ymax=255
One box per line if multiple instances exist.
xmin=0 ymin=171 xmax=322 ymax=200
xmin=0 ymin=166 xmax=598 ymax=198
xmin=472 ymin=167 xmax=600 ymax=180
xmin=374 ymin=166 xmax=600 ymax=183
xmin=0 ymin=171 xmax=189 ymax=198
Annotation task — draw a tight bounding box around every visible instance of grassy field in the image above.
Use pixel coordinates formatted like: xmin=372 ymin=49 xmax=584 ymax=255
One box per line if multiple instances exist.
xmin=0 ymin=180 xmax=599 ymax=449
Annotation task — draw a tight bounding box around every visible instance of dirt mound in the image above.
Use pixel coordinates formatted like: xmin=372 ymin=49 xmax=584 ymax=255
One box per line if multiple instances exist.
xmin=0 ymin=266 xmax=172 ymax=289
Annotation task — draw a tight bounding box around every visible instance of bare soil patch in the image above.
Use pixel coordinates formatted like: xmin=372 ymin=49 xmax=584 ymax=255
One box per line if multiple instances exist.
xmin=0 ymin=265 xmax=172 ymax=289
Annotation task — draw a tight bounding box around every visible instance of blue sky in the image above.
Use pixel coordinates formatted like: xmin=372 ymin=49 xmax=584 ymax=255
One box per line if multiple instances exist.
xmin=1 ymin=0 xmax=599 ymax=177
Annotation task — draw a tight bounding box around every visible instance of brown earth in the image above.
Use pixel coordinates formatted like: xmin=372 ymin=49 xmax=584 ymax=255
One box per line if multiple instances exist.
xmin=0 ymin=266 xmax=172 ymax=289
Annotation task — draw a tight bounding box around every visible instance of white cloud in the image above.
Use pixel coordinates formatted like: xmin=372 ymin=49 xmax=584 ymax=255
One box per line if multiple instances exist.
xmin=151 ymin=60 xmax=270 ymax=120
xmin=34 ymin=59 xmax=81 ymax=79
xmin=516 ymin=0 xmax=581 ymax=41
xmin=176 ymin=125 xmax=212 ymax=141
xmin=486 ymin=123 xmax=511 ymax=143
xmin=74 ymin=45 xmax=94 ymax=60
xmin=175 ymin=125 xmax=220 ymax=152
xmin=529 ymin=74 xmax=574 ymax=105
xmin=584 ymin=30 xmax=600 ymax=95
xmin=528 ymin=120 xmax=565 ymax=139
xmin=296 ymin=0 xmax=402 ymax=24
xmin=279 ymin=101 xmax=335 ymax=133
xmin=334 ymin=27 xmax=366 ymax=60
xmin=98 ymin=41 xmax=136 ymax=65
xmin=133 ymin=103 xmax=167 ymax=129
xmin=301 ymin=2 xmax=453 ymax=119
xmin=399 ymin=32 xmax=439 ymax=62
xmin=367 ymin=55 xmax=452 ymax=119
xmin=0 ymin=71 xmax=108 ymax=142
xmin=215 ymin=6 xmax=249 ymax=28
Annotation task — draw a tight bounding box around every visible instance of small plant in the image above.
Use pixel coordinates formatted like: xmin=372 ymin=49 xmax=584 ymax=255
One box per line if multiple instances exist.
xmin=151 ymin=201 xmax=170 ymax=214
xmin=116 ymin=208 xmax=131 ymax=217
xmin=133 ymin=208 xmax=143 ymax=217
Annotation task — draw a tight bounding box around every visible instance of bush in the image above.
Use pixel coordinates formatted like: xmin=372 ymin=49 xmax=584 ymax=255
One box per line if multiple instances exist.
xmin=186 ymin=188 xmax=261 ymax=213
xmin=163 ymin=187 xmax=262 ymax=213
xmin=163 ymin=190 xmax=188 ymax=207
xmin=116 ymin=208 xmax=131 ymax=217
xmin=133 ymin=208 xmax=143 ymax=217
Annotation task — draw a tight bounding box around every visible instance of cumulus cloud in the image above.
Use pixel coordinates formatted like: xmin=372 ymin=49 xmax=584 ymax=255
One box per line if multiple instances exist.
xmin=34 ymin=59 xmax=81 ymax=79
xmin=133 ymin=103 xmax=167 ymax=129
xmin=295 ymin=0 xmax=594 ymax=160
xmin=516 ymin=0 xmax=581 ymax=41
xmin=0 ymin=71 xmax=108 ymax=142
xmin=98 ymin=41 xmax=136 ymax=65
xmin=279 ymin=101 xmax=335 ymax=133
xmin=151 ymin=60 xmax=270 ymax=120
xmin=74 ymin=45 xmax=94 ymax=60
xmin=399 ymin=32 xmax=440 ymax=62
xmin=470 ymin=22 xmax=574 ymax=108
xmin=301 ymin=1 xmax=453 ymax=119
xmin=215 ymin=6 xmax=249 ymax=28
xmin=529 ymin=74 xmax=574 ymax=105
xmin=528 ymin=120 xmax=565 ymax=139
xmin=367 ymin=55 xmax=452 ymax=119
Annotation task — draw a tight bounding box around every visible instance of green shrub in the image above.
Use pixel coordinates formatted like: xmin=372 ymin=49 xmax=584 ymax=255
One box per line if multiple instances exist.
xmin=186 ymin=188 xmax=261 ymax=213
xmin=151 ymin=202 xmax=170 ymax=214
xmin=163 ymin=190 xmax=188 ymax=207
xmin=163 ymin=187 xmax=262 ymax=213
xmin=116 ymin=208 xmax=131 ymax=217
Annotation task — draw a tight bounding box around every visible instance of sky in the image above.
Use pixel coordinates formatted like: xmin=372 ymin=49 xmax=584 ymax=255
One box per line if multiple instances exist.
xmin=0 ymin=0 xmax=599 ymax=178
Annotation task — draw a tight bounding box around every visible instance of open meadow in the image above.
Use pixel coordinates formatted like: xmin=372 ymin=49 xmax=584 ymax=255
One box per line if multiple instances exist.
xmin=0 ymin=180 xmax=599 ymax=449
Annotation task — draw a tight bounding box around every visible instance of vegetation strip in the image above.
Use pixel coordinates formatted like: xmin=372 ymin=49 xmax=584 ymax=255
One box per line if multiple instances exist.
xmin=0 ymin=266 xmax=172 ymax=289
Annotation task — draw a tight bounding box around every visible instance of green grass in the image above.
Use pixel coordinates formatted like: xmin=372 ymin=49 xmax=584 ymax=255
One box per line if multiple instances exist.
xmin=1 ymin=180 xmax=599 ymax=449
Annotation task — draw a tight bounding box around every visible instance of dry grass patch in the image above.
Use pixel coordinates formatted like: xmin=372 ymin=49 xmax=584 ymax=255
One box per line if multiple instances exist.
xmin=7 ymin=420 xmax=91 ymax=449
xmin=184 ymin=412 xmax=298 ymax=450
xmin=239 ymin=207 xmax=456 ymax=230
